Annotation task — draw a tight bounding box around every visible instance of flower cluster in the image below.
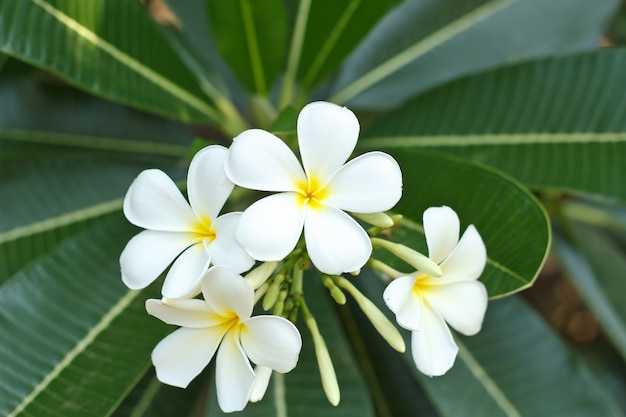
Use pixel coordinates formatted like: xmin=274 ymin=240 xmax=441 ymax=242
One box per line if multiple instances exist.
xmin=120 ymin=101 xmax=488 ymax=412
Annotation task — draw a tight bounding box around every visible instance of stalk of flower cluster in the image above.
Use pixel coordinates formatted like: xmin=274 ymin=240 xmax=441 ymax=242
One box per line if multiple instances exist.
xmin=371 ymin=237 xmax=442 ymax=277
xmin=302 ymin=300 xmax=340 ymax=406
xmin=335 ymin=277 xmax=405 ymax=353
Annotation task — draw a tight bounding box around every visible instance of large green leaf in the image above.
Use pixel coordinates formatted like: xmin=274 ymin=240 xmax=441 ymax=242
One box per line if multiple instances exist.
xmin=206 ymin=273 xmax=376 ymax=417
xmin=330 ymin=0 xmax=618 ymax=109
xmin=206 ymin=0 xmax=287 ymax=95
xmin=0 ymin=216 xmax=169 ymax=417
xmin=553 ymin=224 xmax=626 ymax=362
xmin=357 ymin=275 xmax=623 ymax=416
xmin=0 ymin=75 xmax=188 ymax=281
xmin=382 ymin=149 xmax=550 ymax=297
xmin=0 ymin=0 xmax=223 ymax=123
xmin=361 ymin=49 xmax=626 ymax=203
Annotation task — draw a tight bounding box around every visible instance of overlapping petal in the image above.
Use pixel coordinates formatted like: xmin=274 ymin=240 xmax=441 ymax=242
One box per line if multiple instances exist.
xmin=236 ymin=193 xmax=306 ymax=262
xmin=297 ymin=101 xmax=360 ymax=183
xmin=151 ymin=326 xmax=225 ymax=388
xmin=187 ymin=145 xmax=233 ymax=220
xmin=201 ymin=266 xmax=254 ymax=320
xmin=424 ymin=281 xmax=487 ymax=336
xmin=146 ymin=299 xmax=225 ymax=328
xmin=161 ymin=242 xmax=210 ymax=300
xmin=240 ymin=316 xmax=302 ymax=373
xmin=439 ymin=225 xmax=486 ymax=283
xmin=208 ymin=212 xmax=255 ymax=274
xmin=120 ymin=230 xmax=196 ymax=290
xmin=215 ymin=329 xmax=256 ymax=413
xmin=226 ymin=129 xmax=306 ymax=192
xmin=303 ymin=205 xmax=371 ymax=274
xmin=123 ymin=169 xmax=197 ymax=231
xmin=410 ymin=305 xmax=458 ymax=377
xmin=383 ymin=275 xmax=423 ymax=331
xmin=423 ymin=206 xmax=460 ymax=264
xmin=324 ymin=152 xmax=402 ymax=212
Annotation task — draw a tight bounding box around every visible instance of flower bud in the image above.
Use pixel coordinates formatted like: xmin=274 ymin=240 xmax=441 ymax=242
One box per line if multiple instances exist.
xmin=245 ymin=261 xmax=279 ymax=289
xmin=352 ymin=211 xmax=394 ymax=228
xmin=306 ymin=315 xmax=340 ymax=406
xmin=371 ymin=238 xmax=442 ymax=277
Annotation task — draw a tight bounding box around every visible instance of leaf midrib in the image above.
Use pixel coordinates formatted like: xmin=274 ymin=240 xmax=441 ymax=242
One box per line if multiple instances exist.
xmin=330 ymin=0 xmax=517 ymax=104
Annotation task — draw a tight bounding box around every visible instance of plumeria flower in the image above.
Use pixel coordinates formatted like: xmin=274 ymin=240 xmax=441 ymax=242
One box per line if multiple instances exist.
xmin=146 ymin=266 xmax=302 ymax=413
xmin=225 ymin=101 xmax=402 ymax=274
xmin=120 ymin=145 xmax=254 ymax=299
xmin=383 ymin=206 xmax=487 ymax=376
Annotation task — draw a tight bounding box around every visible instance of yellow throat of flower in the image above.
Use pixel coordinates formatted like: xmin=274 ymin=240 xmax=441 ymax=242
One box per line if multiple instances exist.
xmin=295 ymin=175 xmax=329 ymax=210
xmin=191 ymin=214 xmax=217 ymax=244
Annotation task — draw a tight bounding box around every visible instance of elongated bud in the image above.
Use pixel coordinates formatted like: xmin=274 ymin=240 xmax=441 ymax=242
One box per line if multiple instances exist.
xmin=352 ymin=211 xmax=394 ymax=228
xmin=305 ymin=315 xmax=340 ymax=406
xmin=254 ymin=282 xmax=270 ymax=304
xmin=263 ymin=274 xmax=286 ymax=310
xmin=323 ymin=277 xmax=346 ymax=305
xmin=250 ymin=366 xmax=273 ymax=402
xmin=390 ymin=214 xmax=403 ymax=225
xmin=245 ymin=261 xmax=279 ymax=289
xmin=337 ymin=278 xmax=405 ymax=352
xmin=371 ymin=238 xmax=442 ymax=277
xmin=273 ymin=290 xmax=288 ymax=315
xmin=367 ymin=258 xmax=406 ymax=279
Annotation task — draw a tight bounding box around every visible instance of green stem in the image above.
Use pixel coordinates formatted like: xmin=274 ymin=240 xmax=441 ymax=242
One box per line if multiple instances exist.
xmin=279 ymin=0 xmax=311 ymax=109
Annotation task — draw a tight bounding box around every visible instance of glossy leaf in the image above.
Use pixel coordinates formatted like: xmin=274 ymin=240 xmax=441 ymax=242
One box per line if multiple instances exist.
xmin=0 ymin=0 xmax=222 ymax=122
xmin=331 ymin=0 xmax=618 ymax=108
xmin=361 ymin=49 xmax=626 ymax=203
xmin=358 ymin=275 xmax=623 ymax=416
xmin=553 ymin=224 xmax=626 ymax=362
xmin=377 ymin=149 xmax=550 ymax=297
xmin=0 ymin=217 xmax=169 ymax=417
xmin=206 ymin=272 xmax=375 ymax=417
xmin=207 ymin=0 xmax=287 ymax=94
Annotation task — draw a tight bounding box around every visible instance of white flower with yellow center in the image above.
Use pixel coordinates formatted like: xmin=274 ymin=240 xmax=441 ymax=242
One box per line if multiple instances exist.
xmin=383 ymin=206 xmax=488 ymax=376
xmin=146 ymin=266 xmax=302 ymax=413
xmin=120 ymin=145 xmax=254 ymax=299
xmin=225 ymin=101 xmax=402 ymax=274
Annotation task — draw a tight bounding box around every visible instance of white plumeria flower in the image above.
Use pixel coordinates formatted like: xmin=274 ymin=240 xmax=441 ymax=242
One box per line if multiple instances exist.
xmin=225 ymin=101 xmax=402 ymax=274
xmin=120 ymin=145 xmax=254 ymax=299
xmin=146 ymin=266 xmax=302 ymax=413
xmin=383 ymin=206 xmax=488 ymax=377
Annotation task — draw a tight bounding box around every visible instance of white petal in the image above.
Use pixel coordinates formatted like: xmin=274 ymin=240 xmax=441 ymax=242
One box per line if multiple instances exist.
xmin=439 ymin=225 xmax=487 ymax=283
xmin=216 ymin=329 xmax=256 ymax=413
xmin=151 ymin=326 xmax=224 ymax=388
xmin=383 ymin=275 xmax=422 ymax=331
xmin=423 ymin=206 xmax=460 ymax=264
xmin=208 ymin=212 xmax=255 ymax=274
xmin=225 ymin=129 xmax=306 ymax=191
xmin=146 ymin=298 xmax=225 ymax=328
xmin=410 ymin=304 xmax=458 ymax=377
xmin=120 ymin=230 xmax=195 ymax=290
xmin=250 ymin=366 xmax=273 ymax=402
xmin=424 ymin=281 xmax=488 ymax=336
xmin=303 ymin=205 xmax=371 ymax=274
xmin=123 ymin=169 xmax=197 ymax=231
xmin=240 ymin=316 xmax=302 ymax=373
xmin=187 ymin=145 xmax=233 ymax=220
xmin=236 ymin=193 xmax=305 ymax=262
xmin=297 ymin=101 xmax=360 ymax=182
xmin=324 ymin=152 xmax=402 ymax=213
xmin=201 ymin=266 xmax=254 ymax=321
xmin=161 ymin=242 xmax=211 ymax=299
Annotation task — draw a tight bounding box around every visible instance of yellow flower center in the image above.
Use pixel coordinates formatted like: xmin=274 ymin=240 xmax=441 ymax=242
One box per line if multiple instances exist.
xmin=412 ymin=274 xmax=433 ymax=297
xmin=190 ymin=214 xmax=217 ymax=244
xmin=295 ymin=175 xmax=329 ymax=210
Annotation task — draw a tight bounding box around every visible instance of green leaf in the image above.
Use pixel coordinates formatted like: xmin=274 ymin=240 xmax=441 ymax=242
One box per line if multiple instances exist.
xmin=293 ymin=0 xmax=401 ymax=92
xmin=381 ymin=149 xmax=550 ymax=297
xmin=358 ymin=276 xmax=623 ymax=416
xmin=0 ymin=216 xmax=169 ymax=417
xmin=553 ymin=224 xmax=626 ymax=362
xmin=206 ymin=0 xmax=287 ymax=94
xmin=361 ymin=48 xmax=626 ymax=203
xmin=0 ymin=0 xmax=222 ymax=122
xmin=330 ymin=0 xmax=618 ymax=108
xmin=206 ymin=273 xmax=375 ymax=417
